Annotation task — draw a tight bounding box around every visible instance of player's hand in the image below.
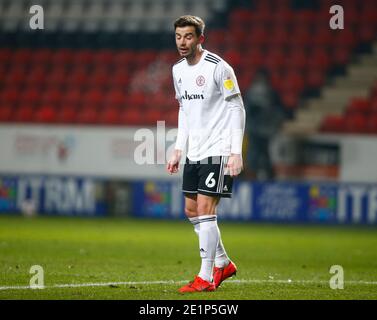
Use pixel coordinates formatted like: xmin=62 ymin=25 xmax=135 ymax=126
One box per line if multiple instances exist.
xmin=166 ymin=149 xmax=182 ymax=175
xmin=226 ymin=154 xmax=243 ymax=177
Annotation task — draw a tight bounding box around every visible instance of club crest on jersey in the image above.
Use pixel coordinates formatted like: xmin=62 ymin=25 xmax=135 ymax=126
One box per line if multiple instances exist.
xmin=196 ymin=75 xmax=205 ymax=87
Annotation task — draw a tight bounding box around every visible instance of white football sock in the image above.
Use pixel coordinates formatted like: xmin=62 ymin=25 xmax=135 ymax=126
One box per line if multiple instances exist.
xmin=215 ymin=235 xmax=230 ymax=268
xmin=189 ymin=216 xmax=230 ymax=268
xmin=197 ymin=215 xmax=219 ymax=282
xmin=189 ymin=217 xmax=200 ymax=236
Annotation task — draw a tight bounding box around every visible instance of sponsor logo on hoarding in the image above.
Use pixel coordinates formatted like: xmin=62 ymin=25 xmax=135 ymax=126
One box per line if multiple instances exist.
xmin=143 ymin=182 xmax=171 ymax=216
xmin=0 ymin=178 xmax=17 ymax=211
xmin=16 ymin=177 xmax=99 ymax=215
xmin=14 ymin=134 xmax=76 ymax=162
xmin=309 ymin=185 xmax=337 ymax=222
xmin=256 ymin=184 xmax=301 ymax=220
xmin=337 ymin=185 xmax=377 ymax=224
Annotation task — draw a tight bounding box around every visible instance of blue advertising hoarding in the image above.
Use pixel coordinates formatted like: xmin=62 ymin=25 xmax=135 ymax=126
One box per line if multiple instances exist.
xmin=0 ymin=175 xmax=107 ymax=216
xmin=1 ymin=175 xmax=376 ymax=224
xmin=131 ymin=180 xmax=377 ymax=225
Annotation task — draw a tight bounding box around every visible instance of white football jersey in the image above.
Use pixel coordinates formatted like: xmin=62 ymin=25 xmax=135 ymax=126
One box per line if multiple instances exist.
xmin=172 ymin=49 xmax=244 ymax=161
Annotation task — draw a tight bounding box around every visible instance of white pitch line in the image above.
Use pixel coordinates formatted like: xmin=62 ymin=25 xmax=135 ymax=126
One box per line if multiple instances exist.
xmin=1 ymin=279 xmax=377 ymax=291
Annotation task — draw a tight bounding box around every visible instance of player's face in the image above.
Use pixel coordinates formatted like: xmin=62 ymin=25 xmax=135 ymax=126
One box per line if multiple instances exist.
xmin=175 ymin=26 xmax=203 ymax=58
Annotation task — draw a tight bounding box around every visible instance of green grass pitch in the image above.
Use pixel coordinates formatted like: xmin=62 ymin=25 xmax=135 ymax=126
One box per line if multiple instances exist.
xmin=0 ymin=215 xmax=376 ymax=300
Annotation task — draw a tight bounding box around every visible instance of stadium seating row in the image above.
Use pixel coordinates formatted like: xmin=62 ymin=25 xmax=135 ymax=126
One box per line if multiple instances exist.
xmin=0 ymin=103 xmax=178 ymax=126
xmin=0 ymin=0 xmax=376 ymax=128
xmin=320 ymin=82 xmax=377 ymax=134
xmin=0 ymin=0 xmax=226 ymax=32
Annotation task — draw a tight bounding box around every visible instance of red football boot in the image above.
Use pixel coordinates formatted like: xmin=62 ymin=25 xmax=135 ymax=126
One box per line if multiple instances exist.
xmin=213 ymin=261 xmax=237 ymax=288
xmin=179 ymin=275 xmax=216 ymax=293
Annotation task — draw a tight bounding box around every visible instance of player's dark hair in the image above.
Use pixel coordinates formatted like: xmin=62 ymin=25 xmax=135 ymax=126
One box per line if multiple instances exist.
xmin=174 ymin=15 xmax=205 ymax=37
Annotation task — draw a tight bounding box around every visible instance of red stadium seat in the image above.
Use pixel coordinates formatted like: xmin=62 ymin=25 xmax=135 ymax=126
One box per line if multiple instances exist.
xmin=224 ymin=28 xmax=247 ymax=51
xmin=281 ymin=71 xmax=306 ymax=94
xmin=110 ymin=71 xmax=131 ymax=88
xmin=76 ymin=106 xmax=98 ymax=124
xmin=13 ymin=105 xmax=34 ymax=122
xmin=99 ymin=107 xmax=121 ymax=125
xmin=271 ymin=10 xmax=294 ymax=29
xmin=47 ymin=67 xmax=67 ymax=87
xmin=0 ymin=105 xmax=13 ymax=122
xmin=371 ymin=83 xmax=377 ymax=99
xmin=306 ymin=69 xmax=326 ymax=89
xmin=371 ymin=99 xmax=377 ymax=113
xmin=92 ymin=49 xmax=114 ymax=66
xmin=42 ymin=88 xmax=63 ymax=105
xmin=138 ymin=50 xmax=158 ymax=66
xmin=346 ymin=98 xmax=371 ymax=115
xmin=334 ymin=29 xmax=357 ymax=50
xmin=152 ymin=92 xmax=172 ymax=110
xmin=57 ymin=105 xmax=77 ymax=124
xmin=0 ymin=48 xmax=12 ymax=63
xmin=82 ymin=89 xmax=105 ymax=107
xmin=362 ymin=9 xmax=377 ymax=28
xmin=157 ymin=51 xmax=178 ymax=66
xmin=34 ymin=105 xmax=57 ymax=123
xmin=285 ymin=49 xmax=308 ymax=71
xmin=307 ymin=48 xmax=331 ymax=71
xmin=293 ymin=10 xmax=317 ymax=30
xmin=24 ymin=66 xmax=46 ymax=88
xmin=228 ymin=9 xmax=253 ymax=28
xmin=344 ymin=113 xmax=368 ymax=134
xmin=332 ymin=47 xmax=351 ymax=66
xmin=105 ymin=89 xmax=128 ymax=108
xmin=243 ymin=48 xmax=264 ymax=69
xmin=164 ymin=108 xmax=178 ymax=127
xmin=127 ymin=92 xmax=145 ymax=109
xmin=31 ymin=49 xmax=53 ymax=65
xmin=247 ymin=26 xmax=269 ymax=47
xmin=73 ymin=49 xmax=94 ymax=65
xmin=223 ymin=49 xmax=242 ymax=69
xmin=264 ymin=50 xmax=285 ymax=72
xmin=11 ymin=48 xmax=32 ymax=65
xmin=312 ymin=27 xmax=334 ymax=48
xmin=237 ymin=72 xmax=254 ymax=93
xmin=0 ymin=87 xmax=19 ymax=105
xmin=70 ymin=68 xmax=89 ymax=88
xmin=251 ymin=9 xmax=273 ymax=26
xmin=87 ymin=69 xmax=109 ymax=88
xmin=20 ymin=88 xmax=41 ymax=106
xmin=367 ymin=113 xmax=377 ymax=134
xmin=206 ymin=30 xmax=225 ymax=52
xmin=62 ymin=88 xmax=82 ymax=106
xmin=120 ymin=108 xmax=144 ymax=126
xmin=144 ymin=108 xmax=163 ymax=124
xmin=51 ymin=49 xmax=74 ymax=66
xmin=269 ymin=29 xmax=290 ymax=48
xmin=281 ymin=91 xmax=300 ymax=110
xmin=269 ymin=70 xmax=284 ymax=92
xmin=320 ymin=115 xmax=346 ymax=133
xmin=290 ymin=28 xmax=312 ymax=48
xmin=113 ymin=51 xmax=135 ymax=67
xmin=359 ymin=23 xmax=377 ymax=44
xmin=4 ymin=67 xmax=26 ymax=87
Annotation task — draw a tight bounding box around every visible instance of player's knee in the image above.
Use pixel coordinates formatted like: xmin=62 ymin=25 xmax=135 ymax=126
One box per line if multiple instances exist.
xmin=197 ymin=202 xmax=216 ymax=215
xmin=184 ymin=206 xmax=197 ymax=218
